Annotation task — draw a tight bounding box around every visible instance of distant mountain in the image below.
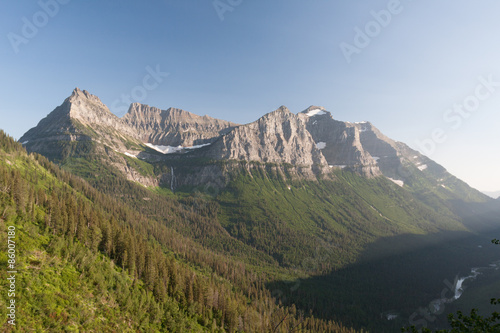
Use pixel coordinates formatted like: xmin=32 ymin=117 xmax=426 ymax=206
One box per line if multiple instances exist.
xmin=483 ymin=190 xmax=500 ymax=199
xmin=299 ymin=106 xmax=379 ymax=177
xmin=21 ymin=88 xmax=139 ymax=152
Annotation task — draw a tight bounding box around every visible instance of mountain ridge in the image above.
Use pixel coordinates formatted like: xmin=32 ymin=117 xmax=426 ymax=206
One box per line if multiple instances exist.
xmin=202 ymin=105 xmax=328 ymax=173
xmin=123 ymin=102 xmax=238 ymax=147
xmin=19 ymin=88 xmax=492 ymax=203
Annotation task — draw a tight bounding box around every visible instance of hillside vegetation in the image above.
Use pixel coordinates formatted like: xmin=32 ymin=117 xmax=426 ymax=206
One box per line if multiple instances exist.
xmin=0 ymin=131 xmax=357 ymax=332
xmin=31 ymin=136 xmax=500 ymax=331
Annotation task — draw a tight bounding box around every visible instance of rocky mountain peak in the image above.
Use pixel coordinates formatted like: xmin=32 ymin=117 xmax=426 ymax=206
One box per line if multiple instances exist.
xmin=297 ymin=108 xmax=379 ymax=177
xmin=124 ymin=103 xmax=163 ymax=130
xmin=256 ymin=106 xmax=294 ymax=122
xmin=63 ymin=87 xmax=122 ymax=128
xmin=70 ymin=87 xmax=98 ymax=100
xmin=259 ymin=105 xmax=294 ymax=121
xmin=204 ymin=106 xmax=327 ymax=174
xmin=20 ymin=88 xmax=142 ymax=158
xmin=275 ymin=105 xmax=292 ymax=113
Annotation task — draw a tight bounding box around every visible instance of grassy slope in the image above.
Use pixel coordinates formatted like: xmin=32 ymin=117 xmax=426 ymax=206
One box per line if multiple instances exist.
xmin=214 ymin=167 xmax=500 ymax=331
xmin=0 ymin=143 xmax=204 ymax=332
xmin=21 ymin=137 xmax=500 ymax=332
xmin=2 ymin=133 xmax=362 ymax=332
xmin=216 ymin=167 xmax=468 ymax=270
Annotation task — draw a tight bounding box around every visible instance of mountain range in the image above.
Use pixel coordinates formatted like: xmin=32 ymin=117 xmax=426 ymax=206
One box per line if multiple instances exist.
xmin=11 ymin=87 xmax=500 ymax=332
xmin=20 ymin=88 xmax=476 ymax=194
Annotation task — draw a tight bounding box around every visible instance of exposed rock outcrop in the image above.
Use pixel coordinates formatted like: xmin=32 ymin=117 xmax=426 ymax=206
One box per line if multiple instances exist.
xmin=203 ymin=106 xmax=327 ymax=178
xmin=299 ymin=106 xmax=380 ymax=177
xmin=123 ymin=103 xmax=237 ymax=147
xmin=20 ymin=88 xmax=141 ymax=155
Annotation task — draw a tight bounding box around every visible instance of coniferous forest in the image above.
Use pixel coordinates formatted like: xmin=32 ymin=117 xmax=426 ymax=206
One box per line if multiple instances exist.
xmin=0 ymin=131 xmax=359 ymax=332
xmin=1 ymin=125 xmax=500 ymax=332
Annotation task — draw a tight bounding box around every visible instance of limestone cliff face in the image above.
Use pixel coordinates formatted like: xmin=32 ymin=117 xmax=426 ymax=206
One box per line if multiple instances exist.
xmin=204 ymin=106 xmax=327 ymax=173
xmin=299 ymin=106 xmax=380 ymax=177
xmin=122 ymin=103 xmax=237 ymax=146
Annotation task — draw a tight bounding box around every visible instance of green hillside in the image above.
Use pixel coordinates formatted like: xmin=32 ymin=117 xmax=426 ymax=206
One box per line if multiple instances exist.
xmin=216 ymin=167 xmax=469 ymax=270
xmin=0 ymin=131 xmax=357 ymax=332
xmin=13 ymin=134 xmax=500 ymax=332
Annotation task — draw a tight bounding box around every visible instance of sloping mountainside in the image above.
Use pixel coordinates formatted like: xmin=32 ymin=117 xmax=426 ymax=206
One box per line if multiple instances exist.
xmin=17 ymin=88 xmax=500 ymax=331
xmin=0 ymin=131 xmax=357 ymax=332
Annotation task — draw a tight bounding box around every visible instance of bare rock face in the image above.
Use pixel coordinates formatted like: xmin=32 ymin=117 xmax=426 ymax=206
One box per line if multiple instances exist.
xmin=356 ymin=121 xmax=450 ymax=184
xmin=299 ymin=106 xmax=380 ymax=177
xmin=123 ymin=103 xmax=237 ymax=146
xmin=204 ymin=106 xmax=327 ymax=176
xmin=19 ymin=88 xmax=156 ymax=185
xmin=20 ymin=88 xmax=141 ymax=153
xmin=67 ymin=88 xmax=134 ymax=135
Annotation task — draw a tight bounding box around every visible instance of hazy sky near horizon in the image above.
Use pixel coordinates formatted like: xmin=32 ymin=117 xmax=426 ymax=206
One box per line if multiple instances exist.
xmin=1 ymin=1 xmax=500 ymax=192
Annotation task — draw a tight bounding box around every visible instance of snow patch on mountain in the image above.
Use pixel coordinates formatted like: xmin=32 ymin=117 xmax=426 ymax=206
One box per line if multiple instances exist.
xmin=329 ymin=165 xmax=347 ymax=169
xmin=146 ymin=143 xmax=211 ymax=154
xmin=305 ymin=109 xmax=326 ymax=117
xmin=316 ymin=142 xmax=326 ymax=150
xmin=387 ymin=177 xmax=404 ymax=187
xmin=124 ymin=152 xmax=137 ymax=158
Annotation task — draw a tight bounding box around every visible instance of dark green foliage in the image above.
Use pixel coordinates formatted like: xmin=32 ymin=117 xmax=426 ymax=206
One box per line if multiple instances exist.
xmin=9 ymin=128 xmax=500 ymax=332
xmin=403 ymin=305 xmax=500 ymax=333
xmin=0 ymin=130 xmax=356 ymax=332
xmin=401 ymin=244 xmax=500 ymax=332
xmin=216 ymin=168 xmax=467 ymax=270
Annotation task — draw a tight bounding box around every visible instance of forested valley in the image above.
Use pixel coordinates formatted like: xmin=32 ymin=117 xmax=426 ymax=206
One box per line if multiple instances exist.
xmin=0 ymin=131 xmax=356 ymax=332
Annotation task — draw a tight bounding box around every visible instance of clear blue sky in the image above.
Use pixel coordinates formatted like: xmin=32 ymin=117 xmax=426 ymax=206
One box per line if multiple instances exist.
xmin=1 ymin=0 xmax=499 ymax=192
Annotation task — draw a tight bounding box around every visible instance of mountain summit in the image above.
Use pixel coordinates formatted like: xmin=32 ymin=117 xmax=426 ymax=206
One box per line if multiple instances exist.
xmin=204 ymin=106 xmax=327 ymax=169
xmin=20 ymin=88 xmax=139 ymax=152
xmin=299 ymin=106 xmax=380 ymax=177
